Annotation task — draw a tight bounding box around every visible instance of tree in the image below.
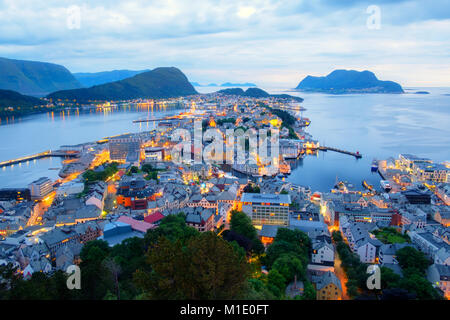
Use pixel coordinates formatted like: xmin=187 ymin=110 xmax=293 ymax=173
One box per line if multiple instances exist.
xmin=380 ymin=266 xmax=401 ymax=290
xmin=79 ymin=240 xmax=114 ymax=300
xmin=272 ymin=253 xmax=306 ymax=283
xmin=267 ymin=269 xmax=286 ymax=297
xmin=8 ymin=272 xmax=53 ymax=300
xmin=274 ymin=228 xmax=310 ymax=255
xmin=332 ymin=230 xmax=343 ymax=242
xmin=80 ymin=240 xmax=110 ymax=263
xmin=104 ymin=258 xmax=122 ymax=300
xmin=396 ymin=247 xmax=430 ymax=276
xmin=300 ymin=281 xmax=316 ymax=300
xmin=135 ymin=232 xmax=250 ymax=299
xmin=144 ymin=213 xmax=199 ymax=246
xmin=229 ymin=210 xmax=264 ymax=254
xmin=399 ymin=273 xmax=440 ymax=300
xmin=264 ymin=240 xmax=305 ymax=268
xmin=243 ymin=278 xmax=277 ymax=300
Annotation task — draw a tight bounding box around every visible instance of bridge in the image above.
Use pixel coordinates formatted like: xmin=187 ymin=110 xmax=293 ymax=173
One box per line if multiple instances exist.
xmin=319 ymin=146 xmax=362 ymax=158
xmin=0 ymin=150 xmax=79 ymax=168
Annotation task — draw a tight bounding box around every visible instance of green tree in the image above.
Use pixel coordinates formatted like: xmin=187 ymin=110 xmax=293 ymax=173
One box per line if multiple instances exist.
xmin=144 ymin=213 xmax=199 ymax=246
xmin=380 ymin=266 xmax=401 ymax=290
xmin=264 ymin=240 xmax=304 ymax=268
xmin=272 ymin=253 xmax=306 ymax=283
xmin=267 ymin=269 xmax=286 ymax=297
xmin=79 ymin=240 xmax=114 ymax=300
xmin=135 ymin=232 xmax=250 ymax=299
xmin=243 ymin=278 xmax=277 ymax=300
xmin=299 ymin=281 xmax=316 ymax=300
xmin=399 ymin=273 xmax=440 ymax=300
xmin=229 ymin=210 xmax=264 ymax=254
xmin=396 ymin=247 xmax=430 ymax=276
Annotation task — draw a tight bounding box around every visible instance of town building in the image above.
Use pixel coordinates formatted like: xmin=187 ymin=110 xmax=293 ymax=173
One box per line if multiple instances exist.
xmin=241 ymin=193 xmax=291 ymax=227
xmin=28 ymin=177 xmax=54 ymax=200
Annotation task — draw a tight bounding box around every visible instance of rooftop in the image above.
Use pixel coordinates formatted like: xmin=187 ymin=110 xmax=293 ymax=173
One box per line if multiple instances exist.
xmin=241 ymin=193 xmax=291 ymax=204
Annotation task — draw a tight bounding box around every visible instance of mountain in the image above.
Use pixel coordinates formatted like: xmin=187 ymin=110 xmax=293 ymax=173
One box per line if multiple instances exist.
xmin=0 ymin=57 xmax=82 ymax=97
xmin=221 ymin=82 xmax=257 ymax=87
xmin=296 ymin=70 xmax=404 ymax=94
xmin=73 ymin=69 xmax=150 ymax=87
xmin=217 ymin=87 xmax=303 ymax=102
xmin=48 ymin=67 xmax=198 ymax=101
xmin=0 ymin=89 xmax=47 ymax=117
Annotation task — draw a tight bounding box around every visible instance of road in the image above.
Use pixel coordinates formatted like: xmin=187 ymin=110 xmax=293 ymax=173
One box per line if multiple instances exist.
xmin=333 ymin=245 xmax=350 ymax=300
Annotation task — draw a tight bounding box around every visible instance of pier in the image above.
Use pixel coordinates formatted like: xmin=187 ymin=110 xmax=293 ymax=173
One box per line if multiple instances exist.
xmin=132 ymin=117 xmax=177 ymax=123
xmin=318 ymin=146 xmax=362 ymax=158
xmin=0 ymin=150 xmax=79 ymax=168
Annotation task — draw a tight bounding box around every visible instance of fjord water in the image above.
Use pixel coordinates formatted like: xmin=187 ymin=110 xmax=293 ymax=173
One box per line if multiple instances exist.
xmin=0 ymin=105 xmax=183 ymax=188
xmin=1 ymin=87 xmax=449 ymax=191
xmin=280 ymin=87 xmax=450 ymax=191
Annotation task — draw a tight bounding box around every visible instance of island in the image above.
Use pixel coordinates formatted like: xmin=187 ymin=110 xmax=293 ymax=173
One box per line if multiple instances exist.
xmin=217 ymin=87 xmax=303 ymax=102
xmin=295 ymin=69 xmax=404 ymax=94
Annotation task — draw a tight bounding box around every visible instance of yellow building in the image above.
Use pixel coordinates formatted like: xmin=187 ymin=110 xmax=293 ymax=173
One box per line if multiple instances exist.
xmin=314 ymin=271 xmax=343 ymax=300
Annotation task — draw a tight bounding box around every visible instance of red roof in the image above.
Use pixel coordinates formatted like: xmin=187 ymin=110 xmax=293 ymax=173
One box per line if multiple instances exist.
xmin=117 ymin=216 xmax=156 ymax=233
xmin=144 ymin=211 xmax=165 ymax=224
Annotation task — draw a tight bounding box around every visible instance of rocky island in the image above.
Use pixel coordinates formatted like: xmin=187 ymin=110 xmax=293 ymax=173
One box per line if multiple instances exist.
xmin=295 ymin=69 xmax=404 ymax=94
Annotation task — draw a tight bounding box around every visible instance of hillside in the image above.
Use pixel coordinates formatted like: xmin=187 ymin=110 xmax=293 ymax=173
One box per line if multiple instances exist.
xmin=73 ymin=69 xmax=150 ymax=87
xmin=0 ymin=89 xmax=47 ymax=117
xmin=296 ymin=70 xmax=404 ymax=94
xmin=0 ymin=57 xmax=82 ymax=96
xmin=217 ymin=87 xmax=303 ymax=102
xmin=48 ymin=67 xmax=198 ymax=101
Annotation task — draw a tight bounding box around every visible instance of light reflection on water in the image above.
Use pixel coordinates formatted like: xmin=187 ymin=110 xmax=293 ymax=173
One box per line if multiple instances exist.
xmin=0 ymin=88 xmax=449 ymax=191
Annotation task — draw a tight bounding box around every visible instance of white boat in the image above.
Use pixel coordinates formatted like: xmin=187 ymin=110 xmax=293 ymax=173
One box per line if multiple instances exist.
xmin=380 ymin=180 xmax=392 ymax=192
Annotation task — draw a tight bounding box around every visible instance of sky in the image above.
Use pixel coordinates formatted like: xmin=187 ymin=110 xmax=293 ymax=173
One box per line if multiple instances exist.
xmin=0 ymin=0 xmax=449 ymax=88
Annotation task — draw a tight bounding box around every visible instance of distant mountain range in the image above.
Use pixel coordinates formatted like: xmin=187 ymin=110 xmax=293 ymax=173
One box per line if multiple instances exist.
xmin=73 ymin=69 xmax=150 ymax=87
xmin=192 ymin=82 xmax=257 ymax=87
xmin=217 ymin=87 xmax=303 ymax=102
xmin=48 ymin=67 xmax=198 ymax=101
xmin=296 ymin=70 xmax=404 ymax=94
xmin=0 ymin=57 xmax=82 ymax=97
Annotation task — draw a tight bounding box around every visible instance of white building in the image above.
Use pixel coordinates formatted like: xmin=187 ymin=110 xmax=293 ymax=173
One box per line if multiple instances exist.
xmin=28 ymin=177 xmax=54 ymax=200
xmin=311 ymin=241 xmax=334 ymax=265
xmin=241 ymin=193 xmax=291 ymax=227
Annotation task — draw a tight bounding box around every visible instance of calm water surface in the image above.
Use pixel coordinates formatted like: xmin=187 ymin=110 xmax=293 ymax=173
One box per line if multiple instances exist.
xmin=1 ymin=87 xmax=449 ymax=191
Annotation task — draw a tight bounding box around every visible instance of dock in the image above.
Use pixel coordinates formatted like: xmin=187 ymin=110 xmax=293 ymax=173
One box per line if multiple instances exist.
xmin=0 ymin=150 xmax=79 ymax=168
xmin=132 ymin=117 xmax=176 ymax=123
xmin=318 ymin=146 xmax=362 ymax=158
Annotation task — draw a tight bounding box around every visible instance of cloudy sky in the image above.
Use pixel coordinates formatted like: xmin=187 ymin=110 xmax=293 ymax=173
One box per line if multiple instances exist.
xmin=0 ymin=0 xmax=449 ymax=87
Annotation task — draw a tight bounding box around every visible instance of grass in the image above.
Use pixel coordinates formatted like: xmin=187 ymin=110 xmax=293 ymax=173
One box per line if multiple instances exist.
xmin=372 ymin=227 xmax=410 ymax=244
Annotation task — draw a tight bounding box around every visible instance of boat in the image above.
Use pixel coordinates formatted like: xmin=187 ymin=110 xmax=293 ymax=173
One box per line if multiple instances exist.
xmin=311 ymin=192 xmax=322 ymax=201
xmin=362 ymin=180 xmax=374 ymax=191
xmin=380 ymin=180 xmax=392 ymax=192
xmin=371 ymin=159 xmax=378 ymax=172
